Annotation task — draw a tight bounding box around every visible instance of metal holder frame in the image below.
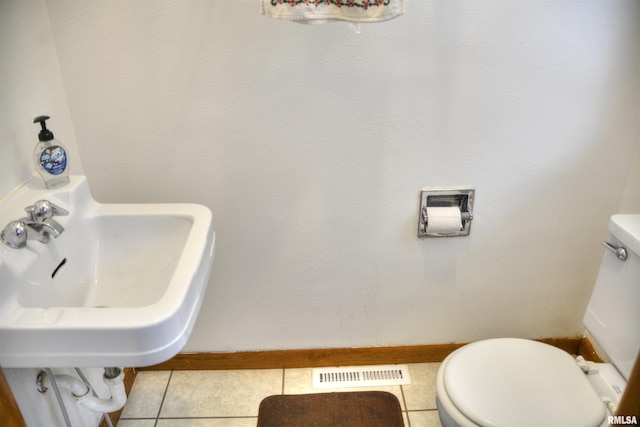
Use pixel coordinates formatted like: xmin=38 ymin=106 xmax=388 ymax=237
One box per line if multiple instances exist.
xmin=418 ymin=187 xmax=475 ymax=238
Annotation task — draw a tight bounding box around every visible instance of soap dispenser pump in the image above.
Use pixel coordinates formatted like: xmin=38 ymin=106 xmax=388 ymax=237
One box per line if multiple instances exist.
xmin=33 ymin=115 xmax=70 ymax=189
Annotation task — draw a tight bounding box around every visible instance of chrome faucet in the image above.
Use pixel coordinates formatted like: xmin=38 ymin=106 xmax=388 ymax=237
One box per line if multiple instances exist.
xmin=1 ymin=200 xmax=69 ymax=249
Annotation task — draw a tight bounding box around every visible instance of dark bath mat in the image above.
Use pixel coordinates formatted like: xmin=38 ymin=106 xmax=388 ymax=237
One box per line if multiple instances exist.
xmin=257 ymin=391 xmax=404 ymax=427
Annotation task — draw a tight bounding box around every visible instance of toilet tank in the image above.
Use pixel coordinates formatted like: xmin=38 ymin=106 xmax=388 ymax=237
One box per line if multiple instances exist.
xmin=583 ymin=214 xmax=640 ymax=380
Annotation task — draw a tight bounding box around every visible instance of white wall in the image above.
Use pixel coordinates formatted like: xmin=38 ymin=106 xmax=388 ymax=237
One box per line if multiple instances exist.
xmin=0 ymin=0 xmax=82 ymax=200
xmin=42 ymin=1 xmax=639 ymax=353
xmin=619 ymin=141 xmax=640 ymax=213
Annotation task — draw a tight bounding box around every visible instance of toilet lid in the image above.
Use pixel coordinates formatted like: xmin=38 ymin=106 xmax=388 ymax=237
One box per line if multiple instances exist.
xmin=443 ymin=338 xmax=606 ymax=427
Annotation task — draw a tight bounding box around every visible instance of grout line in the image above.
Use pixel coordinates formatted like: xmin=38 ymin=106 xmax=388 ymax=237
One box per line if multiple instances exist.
xmin=153 ymin=370 xmax=173 ymax=425
xmin=281 ymin=368 xmax=286 ymax=395
xmin=400 ymin=385 xmax=411 ymax=427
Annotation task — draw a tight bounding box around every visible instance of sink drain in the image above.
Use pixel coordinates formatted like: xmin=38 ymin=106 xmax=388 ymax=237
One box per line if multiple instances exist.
xmin=51 ymin=258 xmax=67 ymax=279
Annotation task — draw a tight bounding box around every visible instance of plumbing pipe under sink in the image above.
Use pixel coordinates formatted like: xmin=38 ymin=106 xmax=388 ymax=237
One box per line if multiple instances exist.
xmin=38 ymin=368 xmax=127 ymax=414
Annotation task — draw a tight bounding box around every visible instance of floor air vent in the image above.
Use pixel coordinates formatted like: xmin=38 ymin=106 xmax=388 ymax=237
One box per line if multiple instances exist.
xmin=312 ymin=365 xmax=411 ymax=389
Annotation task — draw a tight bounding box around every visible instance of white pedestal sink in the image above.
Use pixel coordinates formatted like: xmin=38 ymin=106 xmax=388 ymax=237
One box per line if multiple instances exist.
xmin=0 ymin=176 xmax=215 ymax=367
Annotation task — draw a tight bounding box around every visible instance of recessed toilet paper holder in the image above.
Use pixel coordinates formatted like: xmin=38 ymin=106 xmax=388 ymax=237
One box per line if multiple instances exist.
xmin=418 ymin=187 xmax=475 ymax=238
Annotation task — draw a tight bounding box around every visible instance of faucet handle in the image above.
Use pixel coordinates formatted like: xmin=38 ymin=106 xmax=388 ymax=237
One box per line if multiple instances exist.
xmin=25 ymin=200 xmax=69 ymax=222
xmin=1 ymin=220 xmax=28 ymax=249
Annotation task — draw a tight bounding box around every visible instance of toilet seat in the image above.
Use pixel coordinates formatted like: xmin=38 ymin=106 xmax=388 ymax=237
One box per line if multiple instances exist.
xmin=441 ymin=338 xmax=605 ymax=427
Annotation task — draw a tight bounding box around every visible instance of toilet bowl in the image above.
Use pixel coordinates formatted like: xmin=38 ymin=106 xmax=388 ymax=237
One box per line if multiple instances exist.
xmin=436 ymin=338 xmax=616 ymax=427
xmin=435 ymin=214 xmax=640 ymax=427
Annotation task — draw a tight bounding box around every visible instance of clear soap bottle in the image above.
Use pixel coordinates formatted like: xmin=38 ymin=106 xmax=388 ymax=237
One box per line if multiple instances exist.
xmin=33 ymin=115 xmax=70 ymax=189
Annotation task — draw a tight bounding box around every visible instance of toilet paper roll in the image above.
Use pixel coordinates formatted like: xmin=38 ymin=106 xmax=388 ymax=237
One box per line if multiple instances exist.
xmin=426 ymin=206 xmax=463 ymax=235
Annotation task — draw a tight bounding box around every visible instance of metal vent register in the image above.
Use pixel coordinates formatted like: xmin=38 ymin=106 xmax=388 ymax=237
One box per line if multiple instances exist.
xmin=312 ymin=365 xmax=411 ymax=389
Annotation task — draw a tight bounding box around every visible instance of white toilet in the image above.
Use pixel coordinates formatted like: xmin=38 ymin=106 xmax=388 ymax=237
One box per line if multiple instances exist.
xmin=436 ymin=214 xmax=640 ymax=427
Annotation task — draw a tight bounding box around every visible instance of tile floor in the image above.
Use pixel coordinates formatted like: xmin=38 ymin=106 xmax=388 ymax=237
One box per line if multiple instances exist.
xmin=117 ymin=363 xmax=443 ymax=427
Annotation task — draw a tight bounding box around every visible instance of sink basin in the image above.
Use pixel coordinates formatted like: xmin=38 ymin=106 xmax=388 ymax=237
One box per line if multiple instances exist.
xmin=0 ymin=176 xmax=215 ymax=367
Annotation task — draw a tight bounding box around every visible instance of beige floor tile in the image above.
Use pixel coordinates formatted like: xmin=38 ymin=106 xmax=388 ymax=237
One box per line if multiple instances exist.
xmin=160 ymin=369 xmax=282 ymax=418
xmin=408 ymin=410 xmax=443 ymax=427
xmin=402 ymin=363 xmax=440 ymax=411
xmin=121 ymin=364 xmax=441 ymax=425
xmin=120 ymin=371 xmax=171 ymax=419
xmin=283 ymin=368 xmax=406 ymax=410
xmin=156 ymin=418 xmax=258 ymax=427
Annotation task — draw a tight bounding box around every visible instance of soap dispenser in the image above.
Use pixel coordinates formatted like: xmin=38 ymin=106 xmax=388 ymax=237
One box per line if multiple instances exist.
xmin=33 ymin=115 xmax=70 ymax=189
